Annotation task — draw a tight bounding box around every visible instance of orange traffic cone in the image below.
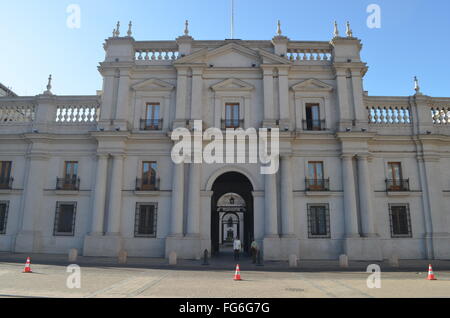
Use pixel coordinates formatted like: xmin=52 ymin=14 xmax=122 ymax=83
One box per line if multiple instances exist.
xmin=23 ymin=257 xmax=32 ymax=273
xmin=427 ymin=264 xmax=436 ymax=280
xmin=233 ymin=264 xmax=242 ymax=281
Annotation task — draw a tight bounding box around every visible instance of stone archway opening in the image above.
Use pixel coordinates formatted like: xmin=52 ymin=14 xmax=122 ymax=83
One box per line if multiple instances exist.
xmin=211 ymin=172 xmax=254 ymax=256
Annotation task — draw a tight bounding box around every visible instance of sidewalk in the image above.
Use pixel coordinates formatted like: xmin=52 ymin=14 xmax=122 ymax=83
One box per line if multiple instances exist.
xmin=1 ymin=252 xmax=449 ymax=272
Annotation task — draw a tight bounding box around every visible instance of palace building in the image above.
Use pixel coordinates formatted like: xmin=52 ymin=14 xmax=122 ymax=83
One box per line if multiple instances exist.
xmin=0 ymin=21 xmax=449 ymax=261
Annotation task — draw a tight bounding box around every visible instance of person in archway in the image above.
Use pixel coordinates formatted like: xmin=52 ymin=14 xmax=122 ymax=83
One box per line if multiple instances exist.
xmin=233 ymin=236 xmax=242 ymax=261
xmin=250 ymin=238 xmax=258 ymax=264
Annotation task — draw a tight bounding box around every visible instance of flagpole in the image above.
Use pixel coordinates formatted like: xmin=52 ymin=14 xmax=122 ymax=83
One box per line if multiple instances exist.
xmin=231 ymin=0 xmax=234 ymax=39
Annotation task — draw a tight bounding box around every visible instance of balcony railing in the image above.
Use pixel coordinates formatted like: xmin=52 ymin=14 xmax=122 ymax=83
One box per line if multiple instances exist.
xmin=305 ymin=178 xmax=330 ymax=191
xmin=386 ymin=179 xmax=410 ymax=192
xmin=303 ymin=119 xmax=325 ymax=131
xmin=0 ymin=177 xmax=13 ymax=190
xmin=221 ymin=119 xmax=244 ymax=129
xmin=136 ymin=178 xmax=160 ymax=191
xmin=140 ymin=119 xmax=163 ymax=131
xmin=56 ymin=177 xmax=80 ymax=191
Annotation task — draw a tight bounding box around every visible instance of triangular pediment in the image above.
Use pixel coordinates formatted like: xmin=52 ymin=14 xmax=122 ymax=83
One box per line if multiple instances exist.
xmin=291 ymin=79 xmax=334 ymax=92
xmin=132 ymin=78 xmax=175 ymax=91
xmin=256 ymin=49 xmax=292 ymax=65
xmin=211 ymin=78 xmax=255 ymax=92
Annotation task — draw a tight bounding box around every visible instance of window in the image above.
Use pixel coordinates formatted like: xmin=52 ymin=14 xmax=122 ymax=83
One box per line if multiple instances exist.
xmin=307 ymin=204 xmax=330 ymax=238
xmin=224 ymin=103 xmax=240 ymax=128
xmin=305 ymin=104 xmax=321 ymax=130
xmin=134 ymin=203 xmax=157 ymax=237
xmin=306 ymin=162 xmax=328 ymax=191
xmin=387 ymin=162 xmax=409 ymax=191
xmin=142 ymin=103 xmax=161 ymax=130
xmin=0 ymin=201 xmax=9 ymax=235
xmin=0 ymin=161 xmax=12 ymax=189
xmin=64 ymin=161 xmax=78 ymax=179
xmin=57 ymin=161 xmax=79 ymax=190
xmin=139 ymin=162 xmax=158 ymax=190
xmin=53 ymin=202 xmax=77 ymax=236
xmin=389 ymin=204 xmax=412 ymax=238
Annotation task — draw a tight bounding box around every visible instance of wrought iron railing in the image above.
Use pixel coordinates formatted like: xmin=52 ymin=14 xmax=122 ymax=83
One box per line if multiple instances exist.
xmin=0 ymin=177 xmax=13 ymax=190
xmin=305 ymin=178 xmax=330 ymax=191
xmin=386 ymin=179 xmax=410 ymax=192
xmin=135 ymin=178 xmax=160 ymax=191
xmin=303 ymin=119 xmax=325 ymax=131
xmin=140 ymin=119 xmax=163 ymax=131
xmin=221 ymin=119 xmax=244 ymax=129
xmin=56 ymin=177 xmax=80 ymax=191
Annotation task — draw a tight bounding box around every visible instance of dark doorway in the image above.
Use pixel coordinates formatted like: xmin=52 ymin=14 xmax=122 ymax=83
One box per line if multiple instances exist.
xmin=211 ymin=172 xmax=254 ymax=256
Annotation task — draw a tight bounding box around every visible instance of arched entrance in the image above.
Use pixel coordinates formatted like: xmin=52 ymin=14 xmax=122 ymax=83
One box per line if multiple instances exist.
xmin=211 ymin=172 xmax=254 ymax=256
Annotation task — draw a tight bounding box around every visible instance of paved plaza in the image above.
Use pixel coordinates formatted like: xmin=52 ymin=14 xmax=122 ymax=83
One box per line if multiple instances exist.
xmin=0 ymin=253 xmax=449 ymax=298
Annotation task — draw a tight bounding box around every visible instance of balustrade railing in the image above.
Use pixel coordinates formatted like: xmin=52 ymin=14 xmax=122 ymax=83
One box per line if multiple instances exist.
xmin=55 ymin=104 xmax=99 ymax=123
xmin=367 ymin=105 xmax=411 ymax=124
xmin=0 ymin=101 xmax=35 ymax=123
xmin=287 ymin=49 xmax=332 ymax=61
xmin=430 ymin=106 xmax=450 ymax=125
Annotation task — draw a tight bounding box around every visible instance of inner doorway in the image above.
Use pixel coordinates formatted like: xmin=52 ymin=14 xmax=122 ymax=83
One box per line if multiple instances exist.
xmin=211 ymin=172 xmax=254 ymax=256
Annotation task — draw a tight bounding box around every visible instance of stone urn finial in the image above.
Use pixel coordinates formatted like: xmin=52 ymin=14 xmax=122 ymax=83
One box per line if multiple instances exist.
xmin=346 ymin=21 xmax=353 ymax=37
xmin=127 ymin=21 xmax=132 ymax=37
xmin=44 ymin=74 xmax=53 ymax=95
xmin=184 ymin=20 xmax=189 ymax=36
xmin=277 ymin=20 xmax=282 ymax=36
xmin=333 ymin=21 xmax=339 ymax=38
xmin=115 ymin=21 xmax=120 ymax=37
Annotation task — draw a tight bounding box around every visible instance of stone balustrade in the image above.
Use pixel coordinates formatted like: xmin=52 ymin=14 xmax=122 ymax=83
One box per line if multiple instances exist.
xmin=367 ymin=105 xmax=412 ymax=124
xmin=286 ymin=48 xmax=332 ymax=61
xmin=0 ymin=98 xmax=36 ymax=123
xmin=134 ymin=42 xmax=180 ymax=62
xmin=430 ymin=105 xmax=450 ymax=125
xmin=0 ymin=96 xmax=100 ymax=129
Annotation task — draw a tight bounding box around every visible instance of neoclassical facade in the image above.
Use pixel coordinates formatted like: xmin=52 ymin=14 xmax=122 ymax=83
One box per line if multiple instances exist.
xmin=0 ymin=21 xmax=449 ymax=261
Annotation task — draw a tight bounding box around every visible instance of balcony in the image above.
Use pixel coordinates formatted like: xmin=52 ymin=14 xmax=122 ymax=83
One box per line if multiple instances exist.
xmin=136 ymin=178 xmax=160 ymax=191
xmin=303 ymin=119 xmax=326 ymax=131
xmin=56 ymin=177 xmax=80 ymax=191
xmin=221 ymin=119 xmax=244 ymax=130
xmin=0 ymin=177 xmax=13 ymax=190
xmin=386 ymin=179 xmax=410 ymax=192
xmin=305 ymin=178 xmax=330 ymax=191
xmin=140 ymin=119 xmax=163 ymax=131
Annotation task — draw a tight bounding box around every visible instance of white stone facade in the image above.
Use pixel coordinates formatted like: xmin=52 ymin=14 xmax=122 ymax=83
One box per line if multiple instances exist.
xmin=1 ymin=23 xmax=450 ymax=261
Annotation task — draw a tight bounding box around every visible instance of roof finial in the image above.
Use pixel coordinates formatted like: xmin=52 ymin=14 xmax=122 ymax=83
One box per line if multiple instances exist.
xmin=414 ymin=76 xmax=421 ymax=94
xmin=44 ymin=74 xmax=53 ymax=95
xmin=114 ymin=21 xmax=120 ymax=37
xmin=333 ymin=21 xmax=339 ymax=38
xmin=112 ymin=28 xmax=116 ymax=37
xmin=277 ymin=20 xmax=282 ymax=36
xmin=184 ymin=20 xmax=189 ymax=36
xmin=346 ymin=21 xmax=353 ymax=37
xmin=127 ymin=21 xmax=132 ymax=37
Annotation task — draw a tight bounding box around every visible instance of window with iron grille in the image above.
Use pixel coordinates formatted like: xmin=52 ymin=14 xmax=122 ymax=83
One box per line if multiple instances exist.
xmin=53 ymin=202 xmax=77 ymax=236
xmin=389 ymin=204 xmax=412 ymax=238
xmin=307 ymin=204 xmax=331 ymax=238
xmin=135 ymin=203 xmax=157 ymax=237
xmin=0 ymin=201 xmax=9 ymax=235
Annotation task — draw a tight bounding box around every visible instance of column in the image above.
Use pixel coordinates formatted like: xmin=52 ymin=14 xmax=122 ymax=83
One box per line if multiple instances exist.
xmin=174 ymin=67 xmax=188 ymax=123
xmin=263 ymin=67 xmax=275 ymax=122
xmin=341 ymin=154 xmax=359 ymax=237
xmin=90 ymin=154 xmax=108 ymax=235
xmin=264 ymin=173 xmax=278 ymax=237
xmin=335 ymin=69 xmax=351 ymax=126
xmin=357 ymin=154 xmax=376 ymax=236
xmin=350 ymin=70 xmax=367 ymax=124
xmin=186 ymin=163 xmax=201 ymax=236
xmin=278 ymin=68 xmax=290 ymax=121
xmin=106 ymin=154 xmax=124 ymax=235
xmin=190 ymin=68 xmax=203 ymax=120
xmin=280 ymin=156 xmax=294 ymax=236
xmin=170 ymin=161 xmax=185 ymax=236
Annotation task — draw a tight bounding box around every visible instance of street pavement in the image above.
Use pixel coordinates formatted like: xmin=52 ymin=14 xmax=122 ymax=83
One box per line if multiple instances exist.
xmin=0 ymin=252 xmax=449 ymax=298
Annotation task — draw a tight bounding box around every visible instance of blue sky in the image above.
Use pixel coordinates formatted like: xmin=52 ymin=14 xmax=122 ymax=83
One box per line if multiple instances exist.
xmin=0 ymin=0 xmax=449 ymax=97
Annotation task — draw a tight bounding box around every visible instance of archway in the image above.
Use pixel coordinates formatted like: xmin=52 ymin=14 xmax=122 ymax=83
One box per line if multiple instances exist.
xmin=211 ymin=172 xmax=254 ymax=256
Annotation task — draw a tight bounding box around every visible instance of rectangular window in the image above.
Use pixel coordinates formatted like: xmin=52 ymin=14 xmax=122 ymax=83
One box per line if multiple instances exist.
xmin=0 ymin=161 xmax=12 ymax=189
xmin=225 ymin=103 xmax=240 ymax=128
xmin=389 ymin=204 xmax=412 ymax=238
xmin=0 ymin=201 xmax=9 ymax=235
xmin=307 ymin=204 xmax=330 ymax=238
xmin=388 ymin=162 xmax=402 ymax=182
xmin=306 ymin=162 xmax=327 ymax=190
xmin=141 ymin=103 xmax=161 ymax=130
xmin=53 ymin=202 xmax=77 ymax=236
xmin=134 ymin=203 xmax=157 ymax=237
xmin=146 ymin=103 xmax=160 ymax=121
xmin=141 ymin=162 xmax=158 ymax=190
xmin=64 ymin=161 xmax=78 ymax=179
xmin=305 ymin=104 xmax=321 ymax=130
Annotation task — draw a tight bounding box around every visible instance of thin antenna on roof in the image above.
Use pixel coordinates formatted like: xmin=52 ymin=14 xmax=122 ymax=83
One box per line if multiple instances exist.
xmin=231 ymin=0 xmax=234 ymax=39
